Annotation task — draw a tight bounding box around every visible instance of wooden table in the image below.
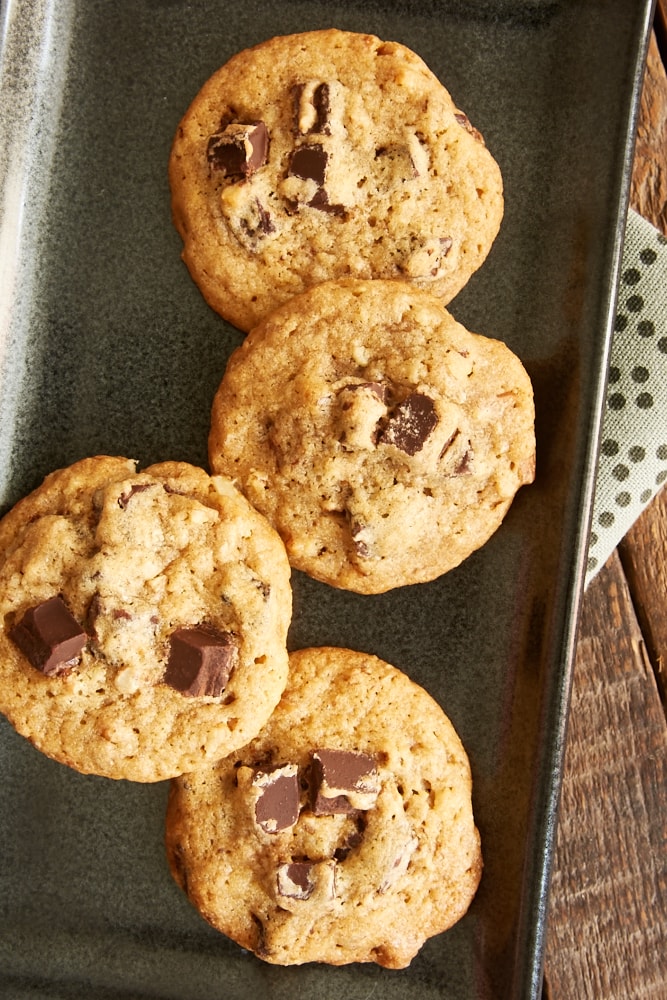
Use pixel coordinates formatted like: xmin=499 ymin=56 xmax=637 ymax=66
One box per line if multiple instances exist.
xmin=543 ymin=4 xmax=667 ymax=997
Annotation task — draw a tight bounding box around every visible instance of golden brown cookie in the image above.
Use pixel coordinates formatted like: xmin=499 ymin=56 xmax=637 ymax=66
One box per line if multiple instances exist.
xmin=208 ymin=278 xmax=535 ymax=593
xmin=0 ymin=457 xmax=292 ymax=781
xmin=165 ymin=646 xmax=482 ymax=968
xmin=169 ymin=28 xmax=504 ymax=331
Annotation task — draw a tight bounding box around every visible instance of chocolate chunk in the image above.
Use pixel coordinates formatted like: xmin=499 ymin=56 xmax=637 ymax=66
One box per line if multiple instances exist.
xmin=378 ymin=393 xmax=439 ymax=456
xmin=310 ymin=749 xmax=380 ymax=815
xmin=338 ymin=382 xmax=388 ymax=410
xmin=308 ymin=82 xmax=330 ymax=133
xmin=112 ymin=608 xmax=133 ymax=621
xmin=307 ymin=188 xmax=346 ymax=217
xmin=439 ymin=429 xmax=474 ymax=473
xmin=360 ymin=381 xmax=388 ymax=402
xmin=236 ymin=197 xmax=276 ymax=245
xmin=454 ymin=111 xmax=483 ymax=143
xmin=454 ymin=444 xmax=474 ymax=475
xmin=207 ymin=121 xmax=269 ymax=177
xmin=255 ymin=199 xmax=275 ymax=234
xmin=253 ymin=764 xmax=300 ymax=833
xmin=277 ymin=861 xmax=316 ymax=900
xmin=334 ymin=815 xmax=366 ymax=861
xmin=276 ymin=859 xmax=337 ymax=905
xmin=84 ymin=592 xmax=103 ymax=641
xmin=250 ymin=912 xmax=269 ymax=958
xmin=164 ymin=625 xmax=237 ymax=697
xmin=288 ymin=143 xmax=327 ymax=185
xmin=118 ymin=483 xmax=152 ymax=509
xmin=9 ymin=596 xmax=87 ymax=676
xmin=335 ymin=382 xmax=388 ymax=454
xmin=348 ymin=517 xmax=371 ymax=558
xmin=293 ymin=82 xmax=331 ymax=134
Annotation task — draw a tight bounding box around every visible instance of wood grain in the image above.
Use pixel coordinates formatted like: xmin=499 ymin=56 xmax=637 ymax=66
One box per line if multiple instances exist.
xmin=620 ymin=486 xmax=667 ymax=707
xmin=543 ymin=13 xmax=667 ymax=999
xmin=631 ymin=30 xmax=667 ymax=235
xmin=545 ymin=555 xmax=667 ymax=998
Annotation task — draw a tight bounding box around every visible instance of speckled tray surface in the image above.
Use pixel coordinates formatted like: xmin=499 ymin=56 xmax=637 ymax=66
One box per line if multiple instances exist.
xmin=0 ymin=1 xmax=654 ymax=997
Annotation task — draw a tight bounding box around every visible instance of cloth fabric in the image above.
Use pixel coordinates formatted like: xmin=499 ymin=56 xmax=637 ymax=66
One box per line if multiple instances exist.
xmin=585 ymin=209 xmax=667 ymax=585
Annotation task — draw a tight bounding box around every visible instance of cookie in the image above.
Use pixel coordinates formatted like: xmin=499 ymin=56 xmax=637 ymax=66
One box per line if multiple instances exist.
xmin=165 ymin=646 xmax=482 ymax=968
xmin=208 ymin=278 xmax=535 ymax=593
xmin=0 ymin=457 xmax=292 ymax=781
xmin=169 ymin=28 xmax=504 ymax=332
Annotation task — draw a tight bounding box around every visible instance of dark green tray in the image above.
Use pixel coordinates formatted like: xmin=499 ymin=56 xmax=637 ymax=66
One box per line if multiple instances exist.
xmin=0 ymin=1 xmax=654 ymax=996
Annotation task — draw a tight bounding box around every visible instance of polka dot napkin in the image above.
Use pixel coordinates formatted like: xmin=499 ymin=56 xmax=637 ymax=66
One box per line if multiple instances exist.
xmin=585 ymin=209 xmax=667 ymax=585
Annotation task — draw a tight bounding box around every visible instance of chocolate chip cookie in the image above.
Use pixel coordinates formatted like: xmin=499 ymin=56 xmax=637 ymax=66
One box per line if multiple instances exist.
xmin=165 ymin=646 xmax=482 ymax=968
xmin=208 ymin=278 xmax=535 ymax=593
xmin=0 ymin=457 xmax=292 ymax=781
xmin=169 ymin=28 xmax=504 ymax=331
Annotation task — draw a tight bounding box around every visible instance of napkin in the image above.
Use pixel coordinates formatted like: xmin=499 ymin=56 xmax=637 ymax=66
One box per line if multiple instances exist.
xmin=585 ymin=208 xmax=667 ymax=585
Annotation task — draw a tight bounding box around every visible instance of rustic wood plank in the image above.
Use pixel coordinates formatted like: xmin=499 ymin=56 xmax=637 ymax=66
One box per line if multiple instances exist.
xmin=655 ymin=0 xmax=667 ymax=66
xmin=544 ymin=17 xmax=667 ymax=999
xmin=631 ymin=29 xmax=667 ymax=234
xmin=544 ymin=554 xmax=667 ymax=998
xmin=619 ymin=486 xmax=667 ymax=707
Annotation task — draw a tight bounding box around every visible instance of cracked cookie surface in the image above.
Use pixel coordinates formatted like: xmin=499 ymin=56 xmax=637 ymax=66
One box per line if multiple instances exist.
xmin=169 ymin=28 xmax=504 ymax=332
xmin=0 ymin=457 xmax=292 ymax=781
xmin=165 ymin=646 xmax=482 ymax=968
xmin=208 ymin=278 xmax=535 ymax=593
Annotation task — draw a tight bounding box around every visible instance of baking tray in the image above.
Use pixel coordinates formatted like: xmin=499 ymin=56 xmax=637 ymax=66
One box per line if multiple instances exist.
xmin=0 ymin=0 xmax=654 ymax=997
